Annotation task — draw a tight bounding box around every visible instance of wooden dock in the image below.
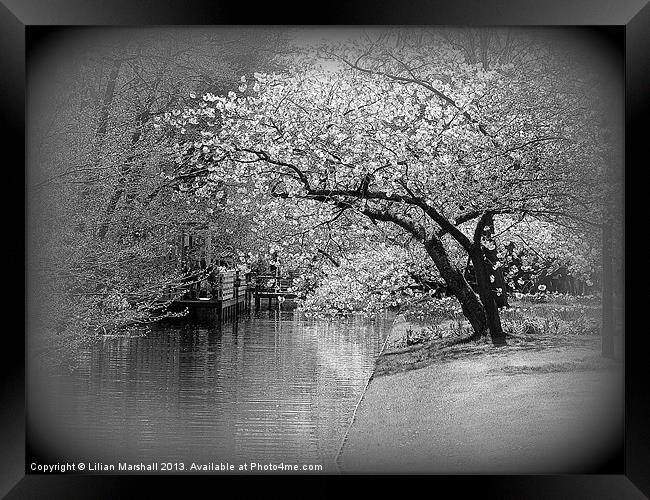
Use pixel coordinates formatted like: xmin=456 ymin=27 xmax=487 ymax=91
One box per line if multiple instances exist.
xmin=252 ymin=274 xmax=297 ymax=310
xmin=163 ymin=271 xmax=297 ymax=322
xmin=162 ymin=269 xmax=250 ymax=322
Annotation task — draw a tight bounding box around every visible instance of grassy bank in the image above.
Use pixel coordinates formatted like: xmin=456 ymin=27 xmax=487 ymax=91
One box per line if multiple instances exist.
xmin=376 ymin=294 xmax=609 ymax=377
xmin=338 ymin=295 xmax=623 ymax=474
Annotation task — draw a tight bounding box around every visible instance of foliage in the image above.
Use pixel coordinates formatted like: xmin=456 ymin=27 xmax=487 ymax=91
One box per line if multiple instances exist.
xmin=294 ymin=244 xmax=443 ymax=317
xmin=492 ymin=217 xmax=601 ymax=294
xmin=163 ymin=32 xmax=605 ymax=226
xmin=161 ymin=29 xmax=610 ymax=340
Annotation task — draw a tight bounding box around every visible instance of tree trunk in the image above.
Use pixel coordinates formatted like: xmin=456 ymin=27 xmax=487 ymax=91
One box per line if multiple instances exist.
xmin=424 ymin=238 xmax=488 ymax=339
xmin=470 ymin=245 xmax=507 ymax=345
xmin=601 ymin=223 xmax=614 ymax=358
xmin=455 ymin=278 xmax=489 ymax=340
xmin=97 ymin=108 xmax=151 ymax=240
xmin=600 ymin=104 xmax=621 ymax=359
xmin=599 ymin=78 xmax=622 ymax=359
xmin=97 ymin=48 xmax=169 ymax=241
xmin=470 ymin=213 xmax=508 ymax=345
xmin=84 ymin=58 xmax=122 ymax=197
xmin=481 ymin=213 xmax=509 ymax=308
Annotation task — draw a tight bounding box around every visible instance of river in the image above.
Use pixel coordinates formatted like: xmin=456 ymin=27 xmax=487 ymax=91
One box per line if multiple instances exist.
xmin=28 ymin=311 xmax=392 ymax=473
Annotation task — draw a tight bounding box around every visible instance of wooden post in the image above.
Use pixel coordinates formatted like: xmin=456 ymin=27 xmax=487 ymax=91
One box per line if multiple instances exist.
xmin=233 ymin=270 xmax=240 ymax=322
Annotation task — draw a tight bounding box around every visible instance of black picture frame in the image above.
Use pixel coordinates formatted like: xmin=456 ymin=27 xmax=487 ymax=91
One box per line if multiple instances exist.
xmin=4 ymin=0 xmax=646 ymax=497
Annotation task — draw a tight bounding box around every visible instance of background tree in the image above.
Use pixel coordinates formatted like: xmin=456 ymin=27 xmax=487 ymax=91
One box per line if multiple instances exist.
xmin=28 ymin=28 xmax=287 ymax=362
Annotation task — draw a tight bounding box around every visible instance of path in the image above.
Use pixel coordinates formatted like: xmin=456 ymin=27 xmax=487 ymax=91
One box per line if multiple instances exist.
xmin=339 ymin=319 xmax=623 ymax=474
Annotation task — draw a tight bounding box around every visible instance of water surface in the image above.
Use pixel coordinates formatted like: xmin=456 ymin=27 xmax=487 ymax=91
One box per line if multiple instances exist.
xmin=29 ymin=311 xmax=392 ymax=472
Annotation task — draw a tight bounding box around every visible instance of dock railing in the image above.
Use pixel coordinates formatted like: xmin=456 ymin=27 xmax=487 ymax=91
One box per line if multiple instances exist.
xmin=254 ymin=274 xmax=295 ymax=295
xmin=166 ymin=270 xmax=294 ymax=302
xmin=163 ymin=269 xmax=247 ymax=301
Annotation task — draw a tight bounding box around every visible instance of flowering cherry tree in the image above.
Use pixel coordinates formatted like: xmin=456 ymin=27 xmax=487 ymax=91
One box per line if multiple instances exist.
xmin=161 ymin=31 xmax=607 ymax=345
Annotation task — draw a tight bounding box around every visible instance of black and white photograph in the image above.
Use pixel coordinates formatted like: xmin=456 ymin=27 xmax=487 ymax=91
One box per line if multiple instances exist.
xmin=17 ymin=18 xmax=633 ymax=486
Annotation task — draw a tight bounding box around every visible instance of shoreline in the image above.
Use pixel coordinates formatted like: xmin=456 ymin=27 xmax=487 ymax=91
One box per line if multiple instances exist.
xmin=338 ymin=316 xmax=623 ymax=474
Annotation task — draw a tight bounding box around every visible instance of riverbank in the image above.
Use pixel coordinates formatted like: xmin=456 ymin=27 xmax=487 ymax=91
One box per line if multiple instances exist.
xmin=338 ymin=315 xmax=623 ymax=474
